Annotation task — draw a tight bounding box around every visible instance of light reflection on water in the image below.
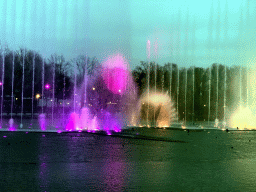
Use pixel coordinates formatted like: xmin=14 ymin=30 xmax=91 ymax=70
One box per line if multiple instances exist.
xmin=0 ymin=129 xmax=255 ymax=191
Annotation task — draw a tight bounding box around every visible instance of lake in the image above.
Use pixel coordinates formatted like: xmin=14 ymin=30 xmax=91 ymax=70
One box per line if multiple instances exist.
xmin=0 ymin=128 xmax=255 ymax=191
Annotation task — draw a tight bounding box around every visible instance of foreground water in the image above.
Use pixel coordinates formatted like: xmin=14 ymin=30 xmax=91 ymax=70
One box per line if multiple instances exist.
xmin=0 ymin=128 xmax=255 ymax=191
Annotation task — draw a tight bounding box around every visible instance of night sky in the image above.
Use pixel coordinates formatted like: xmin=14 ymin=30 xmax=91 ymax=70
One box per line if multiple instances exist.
xmin=0 ymin=0 xmax=255 ymax=69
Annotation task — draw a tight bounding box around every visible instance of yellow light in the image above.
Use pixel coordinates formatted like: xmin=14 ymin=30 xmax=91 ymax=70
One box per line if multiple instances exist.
xmin=36 ymin=94 xmax=40 ymax=99
xmin=92 ymin=87 xmax=95 ymax=90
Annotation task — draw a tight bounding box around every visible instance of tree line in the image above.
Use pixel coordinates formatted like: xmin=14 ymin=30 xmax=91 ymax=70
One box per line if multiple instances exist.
xmin=0 ymin=46 xmax=100 ymax=113
xmin=0 ymin=45 xmax=248 ymax=121
xmin=132 ymin=61 xmax=248 ymax=122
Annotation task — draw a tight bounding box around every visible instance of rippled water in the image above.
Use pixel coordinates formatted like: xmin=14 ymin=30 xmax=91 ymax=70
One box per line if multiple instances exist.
xmin=0 ymin=128 xmax=255 ymax=191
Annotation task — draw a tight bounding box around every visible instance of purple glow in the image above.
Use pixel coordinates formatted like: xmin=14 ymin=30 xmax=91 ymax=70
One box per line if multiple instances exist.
xmin=106 ymin=131 xmax=111 ymax=135
xmin=63 ymin=52 xmax=138 ymax=133
xmin=39 ymin=114 xmax=46 ymax=131
xmin=80 ymin=107 xmax=91 ymax=129
xmin=3 ymin=136 xmax=6 ymax=138
xmin=57 ymin=130 xmax=62 ymax=133
xmin=26 ymin=132 xmax=28 ymax=134
xmin=102 ymin=54 xmax=130 ymax=95
xmin=66 ymin=112 xmax=79 ymax=131
xmin=45 ymin=84 xmax=50 ymax=89
xmin=42 ymin=135 xmax=45 ymax=137
xmin=0 ymin=82 xmax=2 ymax=86
xmin=90 ymin=116 xmax=99 ymax=131
xmin=8 ymin=118 xmax=16 ymax=131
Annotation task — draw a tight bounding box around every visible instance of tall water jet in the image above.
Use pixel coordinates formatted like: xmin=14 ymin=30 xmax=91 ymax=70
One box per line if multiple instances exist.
xmin=208 ymin=1 xmax=213 ymax=126
xmin=11 ymin=50 xmax=15 ymax=121
xmin=192 ymin=16 xmax=196 ymax=123
xmin=154 ymin=39 xmax=158 ymax=127
xmin=169 ymin=64 xmax=172 ymax=100
xmin=185 ymin=68 xmax=187 ymax=123
xmin=208 ymin=66 xmax=211 ymax=125
xmin=193 ymin=65 xmax=195 ymax=123
xmin=161 ymin=73 xmax=164 ymax=93
xmin=216 ymin=64 xmax=219 ymax=123
xmin=147 ymin=40 xmax=151 ymax=127
xmin=224 ymin=65 xmax=227 ymax=126
xmin=41 ymin=57 xmax=45 ymax=114
xmin=9 ymin=50 xmax=15 ymax=131
xmin=52 ymin=56 xmax=55 ymax=125
xmin=63 ymin=65 xmax=65 ymax=127
xmin=20 ymin=48 xmax=25 ymax=128
xmin=177 ymin=66 xmax=179 ymax=123
xmin=73 ymin=60 xmax=77 ymax=113
xmin=223 ymin=0 xmax=228 ymax=127
xmin=215 ymin=0 xmax=221 ymax=124
xmin=38 ymin=56 xmax=46 ymax=131
xmin=240 ymin=65 xmax=242 ymax=111
xmin=246 ymin=66 xmax=249 ymax=108
xmin=139 ymin=91 xmax=177 ymax=127
xmin=32 ymin=51 xmax=35 ymax=122
xmin=184 ymin=9 xmax=189 ymax=123
xmin=1 ymin=47 xmax=5 ymax=127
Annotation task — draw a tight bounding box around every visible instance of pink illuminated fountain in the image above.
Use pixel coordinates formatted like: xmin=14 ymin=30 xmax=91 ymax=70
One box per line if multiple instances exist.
xmin=64 ymin=53 xmax=138 ymax=134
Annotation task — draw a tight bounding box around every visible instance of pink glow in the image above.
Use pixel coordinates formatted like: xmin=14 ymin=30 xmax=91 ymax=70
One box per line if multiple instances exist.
xmin=45 ymin=84 xmax=50 ymax=89
xmin=90 ymin=116 xmax=99 ymax=131
xmin=0 ymin=82 xmax=2 ymax=86
xmin=102 ymin=54 xmax=130 ymax=95
xmin=3 ymin=136 xmax=6 ymax=138
xmin=66 ymin=112 xmax=79 ymax=131
xmin=57 ymin=130 xmax=62 ymax=133
xmin=106 ymin=131 xmax=111 ymax=135
xmin=39 ymin=114 xmax=46 ymax=131
xmin=8 ymin=119 xmax=16 ymax=131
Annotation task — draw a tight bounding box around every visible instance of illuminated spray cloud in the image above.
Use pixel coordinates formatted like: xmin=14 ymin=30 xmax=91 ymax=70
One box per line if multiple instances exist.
xmin=101 ymin=53 xmax=130 ymax=95
xmin=65 ymin=53 xmax=138 ymax=133
xmin=229 ymin=61 xmax=256 ymax=130
xmin=137 ymin=91 xmax=177 ymax=127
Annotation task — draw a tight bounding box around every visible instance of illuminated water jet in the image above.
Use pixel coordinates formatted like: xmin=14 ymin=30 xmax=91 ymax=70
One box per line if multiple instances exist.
xmin=138 ymin=91 xmax=177 ymax=127
xmin=65 ymin=53 xmax=138 ymax=133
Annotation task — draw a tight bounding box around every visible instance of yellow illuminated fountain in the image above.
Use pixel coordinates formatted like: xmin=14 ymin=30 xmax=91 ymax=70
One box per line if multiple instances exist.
xmin=229 ymin=57 xmax=256 ymax=130
xmin=137 ymin=91 xmax=177 ymax=127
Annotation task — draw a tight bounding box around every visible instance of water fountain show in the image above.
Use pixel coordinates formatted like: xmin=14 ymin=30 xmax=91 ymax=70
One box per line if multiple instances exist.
xmin=0 ymin=0 xmax=255 ymax=134
xmin=1 ymin=44 xmax=256 ymax=133
xmin=3 ymin=1 xmax=256 ymax=192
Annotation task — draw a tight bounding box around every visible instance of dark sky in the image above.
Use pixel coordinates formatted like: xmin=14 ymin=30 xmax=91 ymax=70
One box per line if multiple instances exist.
xmin=0 ymin=0 xmax=255 ymax=69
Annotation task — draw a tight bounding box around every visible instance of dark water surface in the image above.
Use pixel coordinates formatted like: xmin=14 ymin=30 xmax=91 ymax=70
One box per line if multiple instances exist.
xmin=0 ymin=128 xmax=255 ymax=191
